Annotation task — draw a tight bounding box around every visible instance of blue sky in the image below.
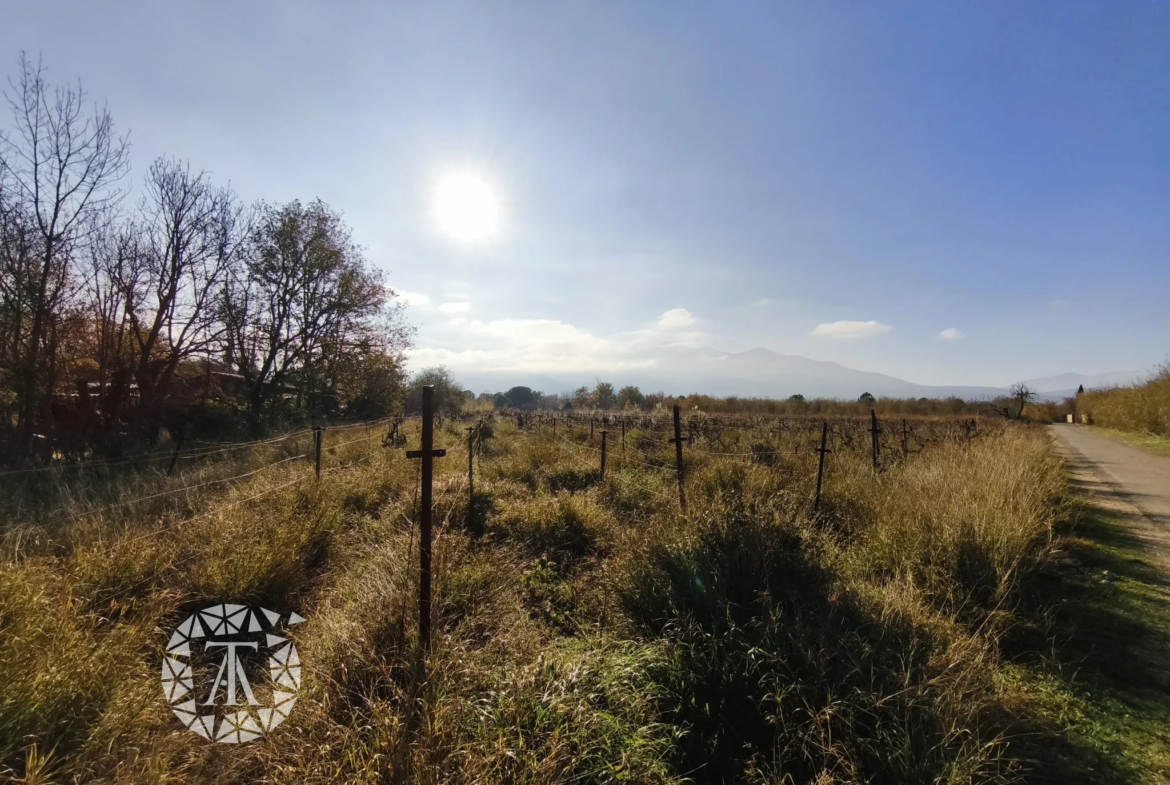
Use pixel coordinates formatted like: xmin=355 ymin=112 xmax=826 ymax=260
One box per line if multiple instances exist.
xmin=3 ymin=1 xmax=1168 ymax=388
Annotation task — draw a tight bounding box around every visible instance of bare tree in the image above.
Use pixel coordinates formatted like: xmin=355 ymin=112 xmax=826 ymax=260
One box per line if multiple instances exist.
xmin=84 ymin=222 xmax=137 ymax=394
xmin=0 ymin=53 xmax=129 ymax=449
xmin=0 ymin=186 xmax=37 ymax=422
xmin=1009 ymin=382 xmax=1036 ymax=419
xmin=105 ymin=158 xmax=248 ymax=436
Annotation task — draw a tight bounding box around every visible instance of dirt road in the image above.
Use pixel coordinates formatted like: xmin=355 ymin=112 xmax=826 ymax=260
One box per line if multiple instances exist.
xmin=1050 ymin=424 xmax=1170 ymax=529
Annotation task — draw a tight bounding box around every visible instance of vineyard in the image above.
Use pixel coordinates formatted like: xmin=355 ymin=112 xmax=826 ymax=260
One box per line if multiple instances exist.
xmin=0 ymin=408 xmax=1071 ymax=784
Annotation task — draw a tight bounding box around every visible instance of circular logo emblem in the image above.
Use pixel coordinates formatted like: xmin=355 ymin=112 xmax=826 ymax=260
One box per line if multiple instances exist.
xmin=161 ymin=603 xmax=304 ymax=743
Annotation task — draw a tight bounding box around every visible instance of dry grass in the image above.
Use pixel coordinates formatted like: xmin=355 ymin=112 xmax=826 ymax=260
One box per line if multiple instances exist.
xmin=0 ymin=417 xmax=1070 ymax=784
xmin=1079 ymin=363 xmax=1170 ymax=436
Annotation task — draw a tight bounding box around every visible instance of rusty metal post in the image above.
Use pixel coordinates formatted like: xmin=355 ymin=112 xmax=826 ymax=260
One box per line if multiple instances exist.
xmin=814 ymin=421 xmax=831 ymax=512
xmin=466 ymin=425 xmax=475 ymax=505
xmin=314 ymin=426 xmax=323 ymax=479
xmin=419 ymin=390 xmax=434 ymax=650
xmin=166 ymin=433 xmax=185 ymax=477
xmin=869 ymin=409 xmax=880 ymax=471
xmin=406 ymin=386 xmax=447 ymax=653
xmin=672 ymin=405 xmax=686 ymax=510
xmin=600 ymin=430 xmax=607 ymax=479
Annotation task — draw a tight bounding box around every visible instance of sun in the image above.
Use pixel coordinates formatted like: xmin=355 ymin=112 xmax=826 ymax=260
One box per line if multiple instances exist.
xmin=434 ymin=172 xmax=500 ymax=243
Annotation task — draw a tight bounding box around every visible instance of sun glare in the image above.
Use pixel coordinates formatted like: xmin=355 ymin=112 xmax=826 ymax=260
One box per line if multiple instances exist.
xmin=434 ymin=172 xmax=500 ymax=243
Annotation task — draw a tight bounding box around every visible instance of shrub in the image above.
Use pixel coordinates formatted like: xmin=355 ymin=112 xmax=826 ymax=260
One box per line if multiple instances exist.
xmin=1079 ymin=363 xmax=1170 ymax=435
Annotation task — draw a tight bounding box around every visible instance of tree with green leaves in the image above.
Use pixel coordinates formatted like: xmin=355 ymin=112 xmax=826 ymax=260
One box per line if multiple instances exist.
xmin=618 ymin=385 xmax=645 ymax=410
xmin=503 ymin=385 xmax=537 ymax=409
xmin=594 ymin=381 xmax=616 ymax=409
xmin=221 ymin=198 xmax=408 ymax=419
xmin=343 ymin=351 xmax=406 ymax=417
xmin=406 ymin=366 xmax=465 ymax=415
xmin=572 ymin=386 xmax=594 ymax=409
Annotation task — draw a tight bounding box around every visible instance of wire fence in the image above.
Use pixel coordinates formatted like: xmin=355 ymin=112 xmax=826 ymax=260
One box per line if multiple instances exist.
xmin=2 ymin=407 xmax=1007 ymax=566
xmin=0 ymin=416 xmax=397 ymax=479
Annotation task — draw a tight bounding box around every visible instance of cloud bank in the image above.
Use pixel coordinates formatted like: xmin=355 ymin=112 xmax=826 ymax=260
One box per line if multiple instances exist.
xmin=810 ymin=320 xmax=892 ymax=339
xmin=407 ymin=307 xmax=703 ymax=374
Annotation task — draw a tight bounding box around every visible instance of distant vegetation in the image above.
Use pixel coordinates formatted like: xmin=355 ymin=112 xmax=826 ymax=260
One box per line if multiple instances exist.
xmin=429 ymin=371 xmax=1032 ymax=418
xmin=1078 ymin=363 xmax=1170 ymax=436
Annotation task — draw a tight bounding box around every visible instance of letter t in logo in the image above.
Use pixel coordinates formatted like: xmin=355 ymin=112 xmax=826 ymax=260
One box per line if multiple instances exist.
xmin=203 ymin=641 xmax=259 ymax=706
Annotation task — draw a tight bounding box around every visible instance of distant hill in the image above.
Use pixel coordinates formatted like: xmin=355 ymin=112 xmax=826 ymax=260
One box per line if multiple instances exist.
xmin=450 ymin=346 xmax=1144 ymax=402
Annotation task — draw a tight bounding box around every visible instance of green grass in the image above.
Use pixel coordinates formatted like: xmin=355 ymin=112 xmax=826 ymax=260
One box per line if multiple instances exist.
xmin=1089 ymin=426 xmax=1170 ymax=458
xmin=1003 ymin=497 xmax=1170 ymax=783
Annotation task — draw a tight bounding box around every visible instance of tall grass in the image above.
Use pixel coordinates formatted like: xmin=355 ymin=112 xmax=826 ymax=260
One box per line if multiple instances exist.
xmin=1079 ymin=363 xmax=1170 ymax=436
xmin=0 ymin=417 xmax=1067 ymax=784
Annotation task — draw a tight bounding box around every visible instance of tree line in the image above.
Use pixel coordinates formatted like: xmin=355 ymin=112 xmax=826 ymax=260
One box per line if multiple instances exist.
xmin=0 ymin=55 xmax=412 ymax=462
xmin=406 ymin=368 xmax=1010 ymax=418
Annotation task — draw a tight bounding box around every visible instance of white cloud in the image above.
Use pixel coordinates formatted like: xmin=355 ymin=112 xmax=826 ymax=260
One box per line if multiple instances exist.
xmin=408 ymin=317 xmax=653 ymax=373
xmin=438 ymin=301 xmax=472 ymax=314
xmin=658 ymin=308 xmax=696 ymax=329
xmin=810 ymin=320 xmax=892 ymax=339
xmin=406 ymin=308 xmax=709 ymax=375
xmin=937 ymin=327 xmax=965 ymax=341
xmin=398 ymin=291 xmax=431 ymax=307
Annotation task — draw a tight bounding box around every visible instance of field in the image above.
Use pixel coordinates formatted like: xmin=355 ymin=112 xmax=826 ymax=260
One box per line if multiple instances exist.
xmin=0 ymin=412 xmax=1083 ymax=783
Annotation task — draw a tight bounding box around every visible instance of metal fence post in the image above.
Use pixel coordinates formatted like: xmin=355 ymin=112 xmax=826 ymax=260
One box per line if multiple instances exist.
xmin=406 ymin=386 xmax=447 ymax=655
xmin=671 ymin=405 xmax=686 ymax=510
xmin=600 ymin=430 xmax=607 ymax=479
xmin=814 ymin=421 xmax=831 ymax=512
xmin=314 ymin=426 xmax=323 ymax=479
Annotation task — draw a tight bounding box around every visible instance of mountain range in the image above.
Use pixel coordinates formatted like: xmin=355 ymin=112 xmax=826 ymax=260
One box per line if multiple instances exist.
xmin=454 ymin=347 xmax=1147 ymax=403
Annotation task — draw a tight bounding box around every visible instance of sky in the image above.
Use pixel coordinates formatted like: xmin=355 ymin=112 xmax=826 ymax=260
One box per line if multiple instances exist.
xmin=3 ymin=1 xmax=1168 ymax=390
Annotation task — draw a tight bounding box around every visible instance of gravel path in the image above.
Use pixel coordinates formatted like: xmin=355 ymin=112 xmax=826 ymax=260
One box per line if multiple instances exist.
xmin=1050 ymin=424 xmax=1170 ymax=529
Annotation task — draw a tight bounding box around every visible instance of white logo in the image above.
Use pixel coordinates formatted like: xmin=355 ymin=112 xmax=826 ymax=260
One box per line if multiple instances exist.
xmin=161 ymin=603 xmax=304 ymax=743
